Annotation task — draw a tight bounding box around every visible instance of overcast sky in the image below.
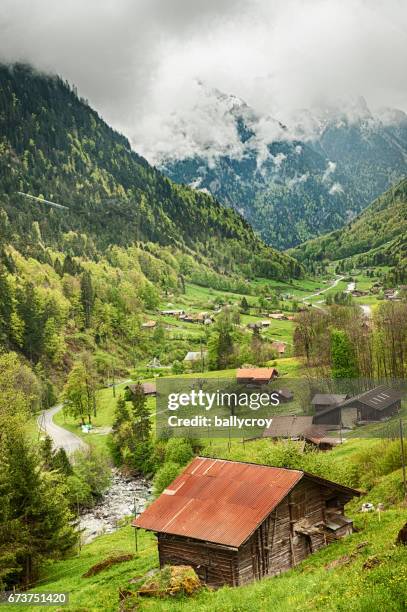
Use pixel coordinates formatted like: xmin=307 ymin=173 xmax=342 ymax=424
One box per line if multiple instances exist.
xmin=1 ymin=0 xmax=407 ymax=161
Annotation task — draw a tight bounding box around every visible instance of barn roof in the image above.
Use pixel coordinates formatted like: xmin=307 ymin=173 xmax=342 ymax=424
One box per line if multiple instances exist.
xmin=271 ymin=341 xmax=286 ymax=352
xmin=236 ymin=367 xmax=278 ymax=382
xmin=262 ymin=415 xmax=313 ymax=438
xmin=312 ymin=394 xmax=348 ymax=406
xmin=133 ymin=457 xmax=360 ymax=548
xmin=340 ymin=385 xmax=402 ymax=411
xmin=125 ymin=382 xmax=156 ymax=396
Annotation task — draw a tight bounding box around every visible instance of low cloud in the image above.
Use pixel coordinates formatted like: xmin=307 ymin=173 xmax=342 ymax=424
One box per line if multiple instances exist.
xmin=329 ymin=182 xmax=344 ymax=195
xmin=322 ymin=161 xmax=337 ymax=183
xmin=1 ymin=0 xmax=406 ymax=162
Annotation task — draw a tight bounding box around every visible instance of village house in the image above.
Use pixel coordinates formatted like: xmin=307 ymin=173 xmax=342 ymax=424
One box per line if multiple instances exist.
xmin=141 ymin=320 xmax=157 ymax=330
xmin=236 ymin=367 xmax=278 ymax=385
xmin=263 ymin=417 xmax=340 ymax=450
xmin=247 ymin=322 xmax=262 ymax=330
xmin=262 ymin=415 xmax=314 ymax=440
xmin=313 ymin=386 xmax=402 ymax=427
xmin=160 ymin=309 xmax=185 ymax=317
xmin=124 ymin=382 xmax=157 ymax=397
xmin=269 ymin=312 xmax=288 ymax=320
xmin=271 ymin=341 xmax=287 ymax=356
xmin=303 ymin=428 xmax=342 ymax=451
xmin=339 ymin=386 xmax=402 ymax=427
xmin=184 ymin=350 xmax=208 ymax=365
xmin=351 ymin=289 xmax=368 ymax=297
xmin=383 ymin=289 xmax=400 ymax=301
xmin=182 ymin=312 xmax=213 ymax=324
xmin=311 ymin=394 xmax=348 ymax=414
xmin=134 ymin=457 xmax=360 ymax=587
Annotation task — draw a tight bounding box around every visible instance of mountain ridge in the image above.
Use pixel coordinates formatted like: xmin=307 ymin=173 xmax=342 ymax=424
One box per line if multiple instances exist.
xmin=0 ymin=63 xmax=301 ymax=281
xmin=157 ymin=85 xmax=407 ymax=249
xmin=289 ymin=177 xmax=407 ymax=282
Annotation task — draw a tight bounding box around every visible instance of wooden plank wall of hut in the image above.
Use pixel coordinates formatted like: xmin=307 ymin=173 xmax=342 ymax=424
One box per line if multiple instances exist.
xmin=157 ymin=534 xmax=239 ymax=587
xmin=237 ymin=479 xmax=331 ymax=583
xmin=156 ymin=480 xmax=349 ymax=588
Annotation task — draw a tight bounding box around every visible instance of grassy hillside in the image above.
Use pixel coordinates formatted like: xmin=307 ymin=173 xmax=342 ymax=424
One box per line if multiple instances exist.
xmin=290 ymin=178 xmax=407 ymax=281
xmin=13 ymin=437 xmax=407 ymax=611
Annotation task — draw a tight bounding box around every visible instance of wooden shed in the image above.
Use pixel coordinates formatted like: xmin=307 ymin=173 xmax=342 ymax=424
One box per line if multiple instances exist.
xmin=236 ymin=367 xmax=278 ymax=385
xmin=271 ymin=341 xmax=287 ymax=355
xmin=312 ymin=394 xmax=348 ymax=414
xmin=125 ymin=382 xmax=156 ymax=397
xmin=313 ymin=386 xmax=402 ymax=427
xmin=133 ymin=457 xmax=360 ymax=587
xmin=262 ymin=415 xmax=314 ymax=439
xmin=340 ymin=385 xmax=401 ymax=425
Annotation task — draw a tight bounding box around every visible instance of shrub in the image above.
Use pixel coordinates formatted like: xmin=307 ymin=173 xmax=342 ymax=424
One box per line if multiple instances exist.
xmin=73 ymin=447 xmax=111 ymax=500
xmin=165 ymin=438 xmax=193 ymax=465
xmin=65 ymin=473 xmax=93 ymax=507
xmin=153 ymin=462 xmax=181 ymax=496
xmin=138 ymin=565 xmax=201 ymax=597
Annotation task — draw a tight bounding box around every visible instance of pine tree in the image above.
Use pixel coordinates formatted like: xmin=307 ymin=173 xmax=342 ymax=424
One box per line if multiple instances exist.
xmin=40 ymin=435 xmax=54 ymax=470
xmin=331 ymin=329 xmax=359 ymax=379
xmin=129 ymin=384 xmax=151 ymax=442
xmin=16 ymin=282 xmax=43 ymax=362
xmin=80 ymin=271 xmax=94 ymax=328
xmin=0 ymin=265 xmax=13 ymax=345
xmin=52 ymin=448 xmax=73 ymax=476
xmin=112 ymin=395 xmax=130 ymax=434
xmin=0 ymin=353 xmax=76 ymax=588
xmin=240 ymin=296 xmax=249 ymax=313
xmin=251 ymin=327 xmax=262 ymax=362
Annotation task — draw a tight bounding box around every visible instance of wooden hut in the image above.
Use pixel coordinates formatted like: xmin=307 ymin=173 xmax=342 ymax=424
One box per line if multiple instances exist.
xmin=236 ymin=367 xmax=278 ymax=385
xmin=312 ymin=394 xmax=348 ymax=414
xmin=271 ymin=341 xmax=287 ymax=355
xmin=339 ymin=385 xmax=401 ymax=425
xmin=133 ymin=457 xmax=360 ymax=587
xmin=262 ymin=415 xmax=313 ymax=439
xmin=313 ymin=386 xmax=402 ymax=427
xmin=125 ymin=382 xmax=156 ymax=397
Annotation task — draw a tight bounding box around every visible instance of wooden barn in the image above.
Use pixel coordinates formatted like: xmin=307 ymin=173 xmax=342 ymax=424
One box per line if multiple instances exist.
xmin=133 ymin=457 xmax=360 ymax=587
xmin=339 ymin=385 xmax=402 ymax=426
xmin=236 ymin=367 xmax=278 ymax=385
xmin=125 ymin=382 xmax=156 ymax=397
xmin=312 ymin=394 xmax=348 ymax=414
xmin=313 ymin=386 xmax=402 ymax=427
xmin=262 ymin=415 xmax=314 ymax=439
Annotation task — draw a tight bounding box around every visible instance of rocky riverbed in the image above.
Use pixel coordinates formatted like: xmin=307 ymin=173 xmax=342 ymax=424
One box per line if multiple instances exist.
xmin=79 ymin=469 xmax=152 ymax=544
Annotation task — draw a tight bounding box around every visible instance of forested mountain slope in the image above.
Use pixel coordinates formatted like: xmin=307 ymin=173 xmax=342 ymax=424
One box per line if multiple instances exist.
xmin=160 ymin=87 xmax=407 ymax=248
xmin=290 ymin=177 xmax=407 ymax=281
xmin=0 ymin=63 xmax=301 ymax=280
xmin=0 ymin=63 xmax=303 ymax=390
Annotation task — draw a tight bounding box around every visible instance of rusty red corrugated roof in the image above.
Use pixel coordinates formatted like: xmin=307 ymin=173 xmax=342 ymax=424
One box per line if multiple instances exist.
xmin=236 ymin=367 xmax=278 ymax=382
xmin=134 ymin=457 xmax=302 ymax=547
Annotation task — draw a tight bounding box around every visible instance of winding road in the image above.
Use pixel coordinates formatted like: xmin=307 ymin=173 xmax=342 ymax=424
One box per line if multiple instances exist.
xmin=302 ymin=275 xmax=345 ymax=309
xmin=37 ymin=404 xmax=88 ymax=455
xmin=37 ymin=379 xmax=132 ymax=455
